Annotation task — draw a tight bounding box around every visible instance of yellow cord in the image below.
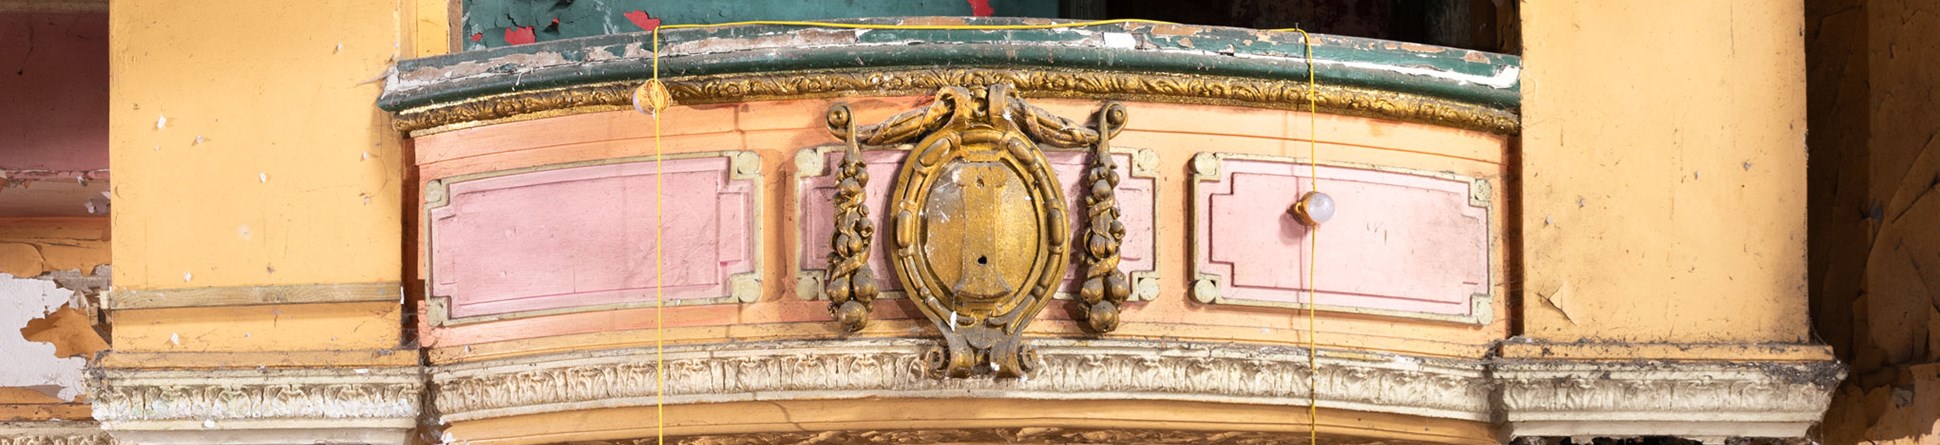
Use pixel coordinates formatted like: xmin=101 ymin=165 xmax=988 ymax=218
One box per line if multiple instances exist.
xmin=650 ymin=28 xmax=666 ymax=445
xmin=1266 ymin=26 xmax=1322 ymax=445
xmin=637 ymin=18 xmax=1325 ymax=445
xmin=1296 ymin=28 xmax=1321 ymax=445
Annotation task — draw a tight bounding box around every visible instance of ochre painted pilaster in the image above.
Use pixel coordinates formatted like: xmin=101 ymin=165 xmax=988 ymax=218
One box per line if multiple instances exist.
xmin=102 ymin=0 xmax=420 ymax=443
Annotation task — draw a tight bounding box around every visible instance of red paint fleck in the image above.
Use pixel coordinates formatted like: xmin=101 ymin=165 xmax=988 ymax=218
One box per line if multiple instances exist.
xmin=470 ymin=32 xmax=484 ymax=42
xmin=967 ymin=0 xmax=994 ymax=16
xmin=624 ymin=10 xmax=662 ymax=32
xmin=505 ymin=26 xmax=537 ymax=45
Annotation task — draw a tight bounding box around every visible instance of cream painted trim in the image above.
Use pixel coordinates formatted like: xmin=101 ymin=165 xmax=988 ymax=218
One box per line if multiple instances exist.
xmin=102 ymin=282 xmax=402 ymax=310
xmin=1187 ymin=152 xmax=1496 ymax=325
xmin=792 ymin=145 xmax=1164 ymax=302
xmin=422 ymin=150 xmax=765 ymax=327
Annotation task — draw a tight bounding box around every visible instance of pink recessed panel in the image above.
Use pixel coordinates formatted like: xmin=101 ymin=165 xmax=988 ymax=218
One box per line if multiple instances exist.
xmin=799 ymin=149 xmax=1155 ymax=297
xmin=430 ymin=156 xmax=757 ymax=319
xmin=1194 ymin=158 xmax=1488 ymax=316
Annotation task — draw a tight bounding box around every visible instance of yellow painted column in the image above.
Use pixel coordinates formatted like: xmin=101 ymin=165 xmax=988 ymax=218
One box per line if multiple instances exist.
xmin=1497 ymin=3 xmax=1840 ymax=438
xmin=1517 ymin=1 xmax=1814 ymax=348
xmin=107 ymin=0 xmax=409 ymax=362
xmin=101 ymin=0 xmax=433 ymax=442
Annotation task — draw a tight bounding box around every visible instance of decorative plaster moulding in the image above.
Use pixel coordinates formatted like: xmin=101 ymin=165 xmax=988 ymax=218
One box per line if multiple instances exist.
xmin=1189 ymin=152 xmax=1496 ymax=325
xmin=430 ymin=338 xmax=1494 ymax=423
xmin=1497 ymin=359 xmax=1845 ymax=439
xmin=0 ymin=422 xmax=110 ymax=445
xmin=793 ymin=145 xmax=1163 ymax=304
xmin=422 ymin=151 xmax=765 ymax=326
xmin=90 ymin=367 xmax=423 ymax=445
xmin=426 ymin=338 xmax=1844 ymax=441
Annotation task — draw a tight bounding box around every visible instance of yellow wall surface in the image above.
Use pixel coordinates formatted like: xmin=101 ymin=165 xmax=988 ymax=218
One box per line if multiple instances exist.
xmin=107 ymin=0 xmax=413 ymax=355
xmin=1807 ymin=0 xmax=1940 ymax=442
xmin=0 ymin=217 xmax=109 ymax=278
xmin=1518 ymin=1 xmax=1810 ymax=345
xmin=109 ymin=0 xmax=404 ymax=291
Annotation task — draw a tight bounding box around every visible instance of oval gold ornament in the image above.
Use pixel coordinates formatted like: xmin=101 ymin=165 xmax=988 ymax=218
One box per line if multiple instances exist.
xmin=823 ymin=84 xmax=1125 ymax=378
xmin=886 ymin=85 xmax=1068 ymax=378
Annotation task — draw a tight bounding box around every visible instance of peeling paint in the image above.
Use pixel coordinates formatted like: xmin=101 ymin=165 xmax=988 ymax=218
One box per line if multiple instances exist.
xmin=0 ymin=274 xmax=87 ymax=401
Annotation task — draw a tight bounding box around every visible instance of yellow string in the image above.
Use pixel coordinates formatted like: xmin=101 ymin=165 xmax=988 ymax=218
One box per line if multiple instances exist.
xmin=1295 ymin=28 xmax=1321 ymax=445
xmin=649 ymin=28 xmax=667 ymax=445
xmin=1264 ymin=26 xmax=1321 ymax=445
xmin=639 ymin=18 xmax=1325 ymax=445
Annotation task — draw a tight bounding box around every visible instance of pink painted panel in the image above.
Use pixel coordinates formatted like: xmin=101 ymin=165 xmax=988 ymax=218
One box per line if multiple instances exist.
xmin=430 ymin=157 xmax=756 ymax=318
xmin=800 ymin=149 xmax=1155 ymax=296
xmin=1194 ymin=159 xmax=1487 ymax=315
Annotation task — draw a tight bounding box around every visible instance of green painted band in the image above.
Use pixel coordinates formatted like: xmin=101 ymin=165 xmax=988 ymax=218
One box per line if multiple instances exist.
xmin=381 ymin=19 xmax=1520 ymax=113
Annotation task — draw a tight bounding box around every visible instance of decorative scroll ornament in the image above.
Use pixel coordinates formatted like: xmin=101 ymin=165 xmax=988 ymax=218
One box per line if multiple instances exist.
xmin=826 ymin=84 xmax=1124 ymax=378
xmin=824 ymin=105 xmax=880 ymax=332
xmin=1077 ymin=103 xmax=1132 ymax=333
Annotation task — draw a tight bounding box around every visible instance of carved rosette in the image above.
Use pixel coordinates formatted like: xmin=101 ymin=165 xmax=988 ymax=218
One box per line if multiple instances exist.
xmin=823 ymin=105 xmax=881 ymax=333
xmin=1077 ymin=103 xmax=1132 ymax=333
xmin=825 ymin=84 xmax=1127 ymax=378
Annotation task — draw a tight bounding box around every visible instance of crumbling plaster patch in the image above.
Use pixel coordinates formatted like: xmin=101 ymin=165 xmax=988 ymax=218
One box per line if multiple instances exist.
xmin=0 ymin=273 xmax=87 ymax=401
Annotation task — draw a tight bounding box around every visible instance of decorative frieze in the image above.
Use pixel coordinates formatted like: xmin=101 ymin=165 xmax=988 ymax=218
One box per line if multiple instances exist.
xmin=1497 ymin=359 xmax=1846 ymax=438
xmin=91 ymin=367 xmax=423 ymax=443
xmin=73 ymin=344 xmax=1842 ymax=443
xmin=0 ymin=422 xmax=110 ymax=445
xmin=431 ymin=339 xmax=1493 ymax=423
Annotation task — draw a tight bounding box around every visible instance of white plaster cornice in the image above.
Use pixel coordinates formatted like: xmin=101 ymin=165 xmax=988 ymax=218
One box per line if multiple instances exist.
xmin=432 ymin=338 xmax=1495 ymax=423
xmin=0 ymin=422 xmax=110 ymax=445
xmin=73 ymin=341 xmax=1843 ymax=443
xmin=1496 ymin=359 xmax=1846 ymax=439
xmin=91 ymin=367 xmax=423 ymax=445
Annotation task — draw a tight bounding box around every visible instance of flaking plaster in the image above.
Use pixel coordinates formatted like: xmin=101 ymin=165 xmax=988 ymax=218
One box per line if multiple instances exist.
xmin=0 ymin=273 xmax=86 ymax=401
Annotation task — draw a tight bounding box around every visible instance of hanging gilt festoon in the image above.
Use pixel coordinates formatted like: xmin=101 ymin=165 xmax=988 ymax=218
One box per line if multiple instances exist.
xmin=824 ymin=84 xmax=1129 ymax=378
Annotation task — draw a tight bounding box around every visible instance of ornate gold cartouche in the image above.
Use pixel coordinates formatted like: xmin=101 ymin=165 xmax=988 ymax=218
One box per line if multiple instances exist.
xmin=825 ymin=84 xmax=1127 ymax=378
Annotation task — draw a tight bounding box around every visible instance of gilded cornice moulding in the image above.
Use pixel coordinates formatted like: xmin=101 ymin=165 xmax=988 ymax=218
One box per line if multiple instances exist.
xmin=390 ymin=69 xmax=1519 ymax=135
xmin=379 ymin=19 xmax=1520 ymax=135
